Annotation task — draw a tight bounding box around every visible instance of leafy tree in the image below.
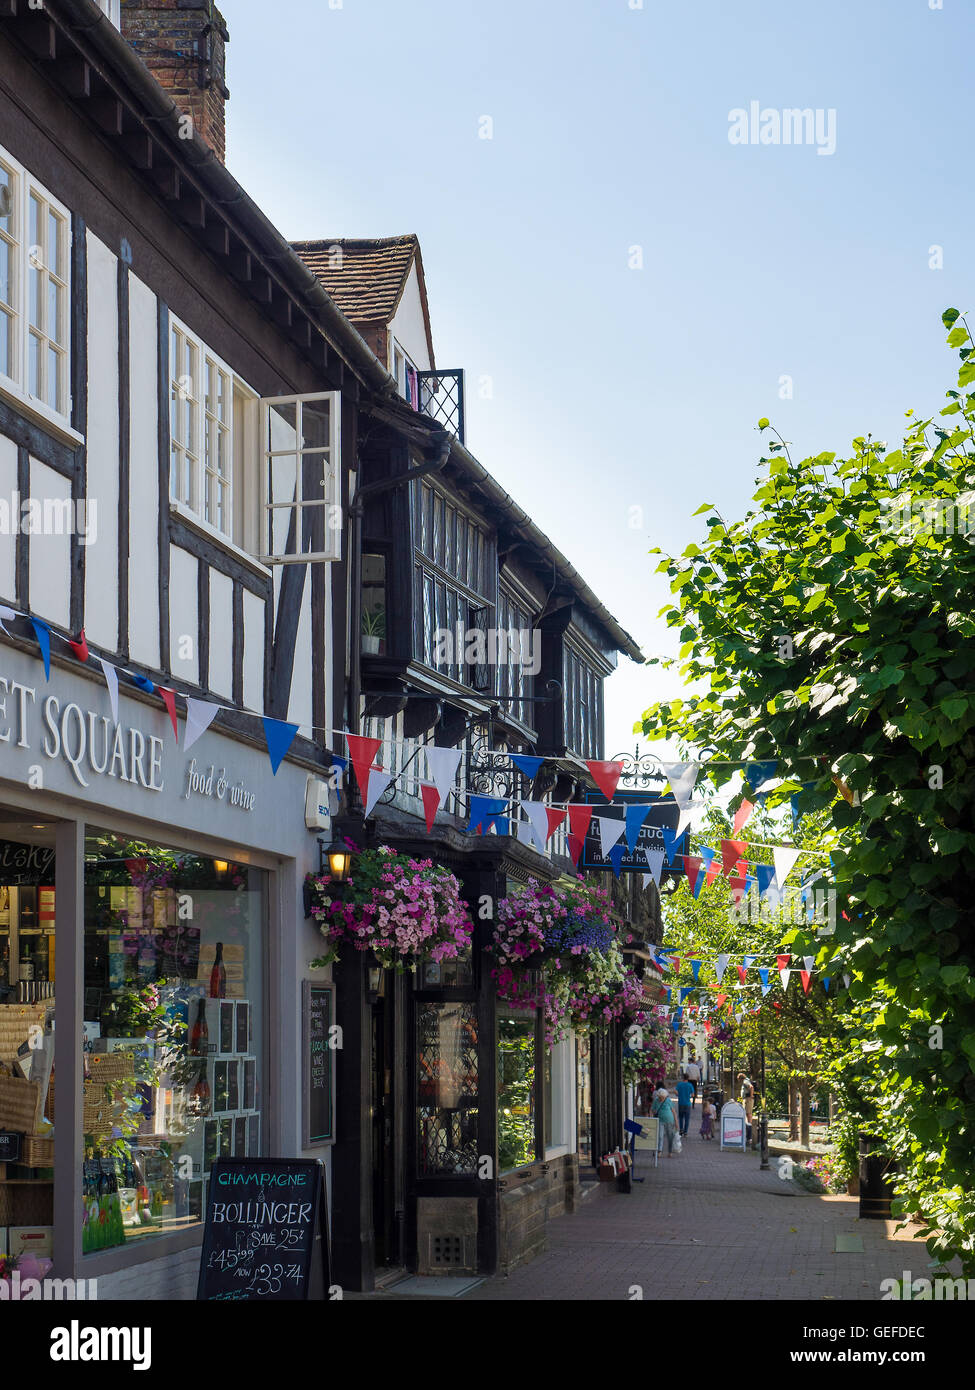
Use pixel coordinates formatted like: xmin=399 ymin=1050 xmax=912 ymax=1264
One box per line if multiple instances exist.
xmin=639 ymin=312 xmax=975 ymax=1273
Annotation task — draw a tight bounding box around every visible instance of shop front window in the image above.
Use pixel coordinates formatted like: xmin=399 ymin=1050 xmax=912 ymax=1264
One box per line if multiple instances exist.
xmin=416 ymin=1001 xmax=478 ymax=1176
xmin=497 ymin=1009 xmax=536 ymax=1172
xmin=81 ymin=831 xmax=265 ymax=1253
xmin=576 ymin=1034 xmax=592 ymax=1166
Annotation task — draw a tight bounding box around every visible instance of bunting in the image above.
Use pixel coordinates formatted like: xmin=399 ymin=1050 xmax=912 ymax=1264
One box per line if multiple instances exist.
xmin=585 ymin=759 xmax=623 ymax=801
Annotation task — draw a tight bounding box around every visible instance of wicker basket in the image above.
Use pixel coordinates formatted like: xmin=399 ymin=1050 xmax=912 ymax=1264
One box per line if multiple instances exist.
xmin=21 ymin=1133 xmax=54 ymax=1166
xmin=0 ymin=1181 xmax=53 ymax=1225
xmin=0 ymin=1002 xmax=52 ymax=1063
xmin=0 ymin=1074 xmax=42 ymax=1132
xmin=87 ymin=1051 xmax=135 ymax=1085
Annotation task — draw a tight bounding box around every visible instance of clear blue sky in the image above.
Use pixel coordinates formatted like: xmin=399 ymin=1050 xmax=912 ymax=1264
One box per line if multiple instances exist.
xmin=223 ymin=0 xmax=974 ymax=762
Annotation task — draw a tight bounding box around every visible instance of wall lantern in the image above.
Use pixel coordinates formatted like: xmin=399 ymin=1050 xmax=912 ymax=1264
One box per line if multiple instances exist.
xmin=213 ymin=859 xmax=229 ymax=879
xmin=319 ymin=836 xmax=353 ymax=882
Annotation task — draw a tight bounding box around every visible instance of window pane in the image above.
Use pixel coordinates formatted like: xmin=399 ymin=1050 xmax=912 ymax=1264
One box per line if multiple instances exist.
xmin=29 ymin=265 xmax=41 ymax=330
xmin=170 ymin=444 xmax=180 ymax=500
xmin=46 ymin=345 xmax=59 ymax=409
xmin=82 ymin=831 xmax=266 ymax=1250
xmin=416 ymin=1003 xmax=479 ymax=1177
xmin=267 ymin=401 xmax=297 ymax=449
xmin=0 ymin=165 xmax=12 ymax=235
xmin=48 ymin=210 xmax=61 ymax=278
xmin=0 ymin=237 xmax=10 ymax=308
xmin=498 ymin=1011 xmax=536 ymax=1171
xmin=0 ymin=308 xmax=10 ymax=379
xmin=29 ymin=193 xmax=40 ymax=254
xmin=28 ymin=331 xmax=40 ymax=396
xmin=300 ymin=399 xmax=329 ymax=452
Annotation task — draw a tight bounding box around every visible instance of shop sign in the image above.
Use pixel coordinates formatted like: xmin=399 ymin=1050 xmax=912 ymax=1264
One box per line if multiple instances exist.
xmin=0 ymin=840 xmax=55 ymax=881
xmin=183 ymin=758 xmax=257 ymax=812
xmin=0 ymin=676 xmax=164 ymax=791
xmin=580 ymin=789 xmax=689 ymax=876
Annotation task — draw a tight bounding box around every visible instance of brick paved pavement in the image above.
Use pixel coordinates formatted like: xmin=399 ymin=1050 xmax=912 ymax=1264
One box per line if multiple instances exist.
xmin=462 ymin=1122 xmax=932 ymax=1302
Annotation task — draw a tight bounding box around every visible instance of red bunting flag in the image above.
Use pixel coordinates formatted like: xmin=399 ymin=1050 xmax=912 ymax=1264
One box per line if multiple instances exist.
xmin=585 ymin=760 xmax=623 ymax=801
xmin=776 ymin=954 xmax=791 ymax=970
xmin=545 ymin=808 xmax=566 ymax=841
xmin=733 ymin=799 xmax=755 ymax=834
xmin=705 ymin=857 xmax=722 ymax=887
xmin=672 ymin=957 xmax=681 ymax=972
xmin=566 ymin=833 xmax=585 ymax=866
xmin=683 ymin=856 xmax=702 ymax=892
xmin=420 ymin=783 xmax=440 ymax=833
xmin=800 ymin=970 xmax=812 ymax=994
xmin=721 ymin=839 xmax=748 ymax=876
xmin=737 ymin=965 xmax=748 ymax=985
xmin=727 ymin=874 xmax=746 ymax=901
xmin=68 ymin=628 xmax=89 ymax=662
xmin=714 ymin=993 xmax=727 ymax=1009
xmin=567 ymin=804 xmax=594 ymax=843
xmin=159 ymin=687 xmax=179 ymax=740
xmin=346 ymin=734 xmax=382 ymax=802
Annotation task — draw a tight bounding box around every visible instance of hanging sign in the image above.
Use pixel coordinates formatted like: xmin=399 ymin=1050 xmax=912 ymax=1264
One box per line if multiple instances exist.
xmin=197 ymin=1158 xmax=330 ymax=1301
xmin=580 ymin=790 xmax=688 ymax=876
xmin=302 ymin=982 xmax=335 ymax=1147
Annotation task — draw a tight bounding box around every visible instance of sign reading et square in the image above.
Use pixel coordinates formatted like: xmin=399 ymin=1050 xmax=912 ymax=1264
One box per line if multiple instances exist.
xmin=580 ymin=790 xmax=688 ymax=877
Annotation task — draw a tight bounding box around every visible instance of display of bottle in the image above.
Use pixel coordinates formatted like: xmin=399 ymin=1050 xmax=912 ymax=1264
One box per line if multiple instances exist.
xmin=191 ymin=1067 xmax=211 ymax=1115
xmin=189 ymin=997 xmax=208 ymax=1055
xmin=209 ymin=941 xmax=226 ymax=999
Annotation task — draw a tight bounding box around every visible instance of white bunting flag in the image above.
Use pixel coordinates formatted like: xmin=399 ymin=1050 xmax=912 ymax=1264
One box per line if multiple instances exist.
xmin=842 ymin=974 xmax=851 ymax=989
xmin=517 ymin=821 xmax=538 ymax=848
xmin=0 ymin=604 xmax=16 ymax=637
xmin=522 ymin=801 xmax=551 ymax=853
xmin=643 ymin=845 xmax=665 ymax=887
xmin=715 ymin=953 xmax=729 ymax=984
xmin=363 ymin=768 xmax=394 ymax=818
xmin=773 ymin=846 xmax=802 ymax=890
xmin=596 ymin=815 xmax=626 ymax=857
xmin=803 ymin=955 xmax=815 ymax=973
xmin=98 ymin=656 xmax=119 ymax=725
xmin=184 ymin=696 xmax=219 ymax=750
xmin=780 ymin=968 xmax=792 ymax=990
xmin=425 ymin=746 xmax=463 ymax=809
xmin=661 ymin=761 xmax=700 ymax=816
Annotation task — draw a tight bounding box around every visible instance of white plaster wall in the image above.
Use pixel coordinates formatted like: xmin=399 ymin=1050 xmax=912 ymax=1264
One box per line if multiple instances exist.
xmin=208 ymin=568 xmax=233 ymax=697
xmin=28 ymin=457 xmax=71 ymax=629
xmin=242 ymin=587 xmax=264 ymax=711
xmin=168 ymin=544 xmax=198 ymax=682
xmin=127 ymin=273 xmax=160 ymax=669
xmin=83 ymin=231 xmax=119 ymax=650
xmin=0 ymin=434 xmax=17 ymax=601
xmin=389 ymin=261 xmax=432 ymax=371
xmin=287 ymin=571 xmax=312 ymax=731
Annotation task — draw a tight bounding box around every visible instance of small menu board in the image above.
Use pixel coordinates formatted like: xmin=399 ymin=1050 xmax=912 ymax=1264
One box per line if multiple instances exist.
xmin=197 ymin=1158 xmax=329 ymax=1301
xmin=302 ymin=982 xmax=335 ymax=1147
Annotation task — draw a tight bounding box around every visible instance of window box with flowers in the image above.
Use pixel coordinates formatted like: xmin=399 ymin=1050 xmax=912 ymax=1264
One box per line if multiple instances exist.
xmin=306 ymin=845 xmax=474 ymax=973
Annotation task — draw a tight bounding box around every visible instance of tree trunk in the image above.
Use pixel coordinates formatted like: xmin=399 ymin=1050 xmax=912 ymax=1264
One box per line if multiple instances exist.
xmin=799 ymin=1079 xmax=811 ymax=1147
xmin=788 ymin=1080 xmax=799 ymax=1140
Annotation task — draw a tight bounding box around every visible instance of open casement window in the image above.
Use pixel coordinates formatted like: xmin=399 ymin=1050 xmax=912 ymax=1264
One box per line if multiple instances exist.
xmin=259 ymin=392 xmax=341 ymax=564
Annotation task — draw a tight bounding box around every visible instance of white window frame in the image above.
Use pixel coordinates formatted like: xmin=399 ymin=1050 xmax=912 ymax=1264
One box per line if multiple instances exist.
xmin=169 ymin=314 xmax=235 ymax=540
xmin=0 ymin=142 xmax=72 ymax=428
xmin=260 ymin=391 xmax=342 ymax=564
xmin=96 ymin=0 xmax=121 ymax=28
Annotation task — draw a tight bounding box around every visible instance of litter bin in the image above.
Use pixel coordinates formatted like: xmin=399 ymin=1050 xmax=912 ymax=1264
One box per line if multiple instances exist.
xmin=858 ymin=1132 xmax=897 ymax=1219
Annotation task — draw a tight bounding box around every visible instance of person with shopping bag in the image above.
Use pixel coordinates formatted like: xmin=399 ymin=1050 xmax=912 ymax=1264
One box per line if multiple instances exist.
xmin=651 ymin=1085 xmax=679 ymax=1157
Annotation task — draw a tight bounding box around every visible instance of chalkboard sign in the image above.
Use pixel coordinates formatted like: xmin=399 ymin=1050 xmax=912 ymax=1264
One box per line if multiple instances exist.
xmin=197 ymin=1158 xmax=330 ymax=1301
xmin=302 ymin=981 xmax=335 ymax=1146
xmin=0 ymin=1131 xmax=22 ymax=1162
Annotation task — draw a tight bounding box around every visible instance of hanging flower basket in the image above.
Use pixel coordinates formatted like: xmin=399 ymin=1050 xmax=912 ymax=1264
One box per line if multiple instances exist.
xmin=622 ymin=1023 xmax=674 ymax=1089
xmin=306 ymin=845 xmax=473 ymax=973
xmin=491 ymin=878 xmax=630 ymax=1043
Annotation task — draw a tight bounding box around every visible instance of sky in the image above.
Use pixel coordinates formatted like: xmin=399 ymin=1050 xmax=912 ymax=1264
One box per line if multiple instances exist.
xmin=221 ymin=0 xmax=974 ymax=766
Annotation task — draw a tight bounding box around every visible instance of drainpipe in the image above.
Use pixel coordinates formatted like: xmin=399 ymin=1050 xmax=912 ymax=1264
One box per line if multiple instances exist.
xmin=346 ymin=430 xmax=452 ymax=776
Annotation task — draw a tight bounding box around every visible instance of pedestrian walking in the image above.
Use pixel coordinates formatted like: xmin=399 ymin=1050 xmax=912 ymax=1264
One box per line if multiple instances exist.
xmin=738 ymin=1071 xmax=754 ymax=1140
xmin=685 ymin=1055 xmax=701 ymax=1100
xmin=699 ymin=1097 xmax=716 ymax=1140
xmin=651 ymin=1085 xmax=678 ymax=1157
xmin=676 ymin=1073 xmax=694 ymax=1137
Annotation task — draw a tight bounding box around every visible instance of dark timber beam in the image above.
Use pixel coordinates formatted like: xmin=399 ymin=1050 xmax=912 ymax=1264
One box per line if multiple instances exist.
xmin=22 ymin=18 xmax=56 ymax=60
xmin=177 ymin=193 xmax=206 ymax=230
xmin=121 ymin=131 xmax=153 ymax=170
xmin=205 ymin=221 xmax=230 ymax=256
xmin=229 ymin=248 xmax=252 ymax=283
xmin=90 ymin=97 xmax=123 ymax=136
xmin=61 ymin=55 xmax=91 ymax=99
xmin=150 ymin=165 xmax=181 ymax=201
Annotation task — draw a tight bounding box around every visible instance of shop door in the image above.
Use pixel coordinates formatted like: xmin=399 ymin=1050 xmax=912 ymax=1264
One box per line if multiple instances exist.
xmin=371 ymin=991 xmax=396 ymax=1266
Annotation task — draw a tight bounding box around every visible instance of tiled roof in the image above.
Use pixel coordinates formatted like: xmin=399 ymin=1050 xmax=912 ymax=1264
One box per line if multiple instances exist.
xmin=291 ymin=235 xmax=417 ymax=326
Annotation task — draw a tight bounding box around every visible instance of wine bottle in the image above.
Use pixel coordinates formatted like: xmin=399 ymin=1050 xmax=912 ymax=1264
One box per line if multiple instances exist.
xmin=209 ymin=942 xmax=226 ymax=999
xmin=189 ymin=998 xmax=208 ymax=1055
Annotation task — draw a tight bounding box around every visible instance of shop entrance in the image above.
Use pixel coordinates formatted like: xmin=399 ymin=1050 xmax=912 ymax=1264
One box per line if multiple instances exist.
xmin=370 ymin=985 xmax=396 ymax=1267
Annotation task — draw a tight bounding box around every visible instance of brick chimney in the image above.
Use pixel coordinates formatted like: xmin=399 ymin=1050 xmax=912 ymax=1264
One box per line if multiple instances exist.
xmin=121 ymin=0 xmax=230 ymax=163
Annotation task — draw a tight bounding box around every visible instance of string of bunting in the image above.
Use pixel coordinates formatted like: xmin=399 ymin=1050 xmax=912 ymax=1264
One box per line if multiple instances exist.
xmin=0 ymin=607 xmax=849 ymax=858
